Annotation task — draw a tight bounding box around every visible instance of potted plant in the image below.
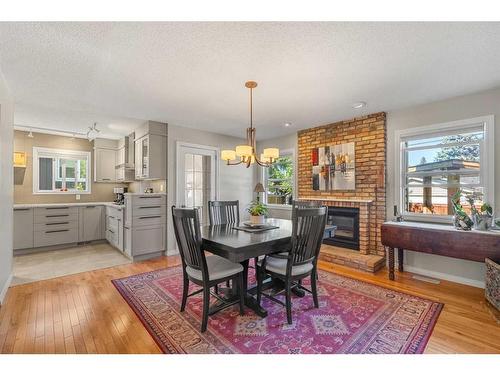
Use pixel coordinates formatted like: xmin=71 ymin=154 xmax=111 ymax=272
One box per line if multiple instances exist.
xmin=247 ymin=200 xmax=268 ymax=225
xmin=451 ymin=189 xmax=473 ymax=230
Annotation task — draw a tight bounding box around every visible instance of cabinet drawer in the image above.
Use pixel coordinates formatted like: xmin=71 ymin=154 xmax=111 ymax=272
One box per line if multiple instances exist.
xmin=106 ymin=228 xmax=118 ymax=246
xmin=131 ymin=195 xmax=166 ymax=207
xmin=132 ymin=205 xmax=165 ymax=217
xmin=132 ymin=214 xmax=166 ymax=227
xmin=35 ymin=221 xmax=77 ymax=232
xmin=34 ymin=227 xmax=78 ymax=247
xmin=107 ymin=216 xmax=119 ymax=232
xmin=34 ymin=206 xmax=78 ymax=216
xmin=34 ymin=213 xmax=79 ymax=224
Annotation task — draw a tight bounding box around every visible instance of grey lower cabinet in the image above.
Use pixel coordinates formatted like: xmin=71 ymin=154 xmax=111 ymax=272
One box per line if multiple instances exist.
xmin=124 ymin=194 xmax=166 ymax=259
xmin=13 ymin=208 xmax=34 ymax=250
xmin=78 ymin=205 xmax=105 ymax=242
xmin=105 ymin=205 xmax=125 ymax=254
xmin=34 ymin=206 xmax=79 ymax=248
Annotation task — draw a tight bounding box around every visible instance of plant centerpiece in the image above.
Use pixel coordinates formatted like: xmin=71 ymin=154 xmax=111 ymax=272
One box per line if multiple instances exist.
xmin=247 ymin=200 xmax=268 ymax=225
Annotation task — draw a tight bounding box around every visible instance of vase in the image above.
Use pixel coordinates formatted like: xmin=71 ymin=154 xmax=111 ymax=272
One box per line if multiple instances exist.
xmin=250 ymin=215 xmax=265 ymax=225
xmin=452 ymin=213 xmax=473 ymax=231
xmin=473 ymin=214 xmax=492 ymax=231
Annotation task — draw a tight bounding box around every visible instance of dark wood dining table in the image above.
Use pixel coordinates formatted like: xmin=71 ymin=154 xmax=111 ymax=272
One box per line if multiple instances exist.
xmin=201 ymin=218 xmax=292 ymax=317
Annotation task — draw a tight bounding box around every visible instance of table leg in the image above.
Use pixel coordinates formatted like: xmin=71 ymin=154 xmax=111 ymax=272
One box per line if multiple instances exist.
xmin=241 ymin=259 xmax=268 ymax=318
xmin=387 ymin=247 xmax=395 ymax=281
xmin=398 ymin=248 xmax=404 ymax=272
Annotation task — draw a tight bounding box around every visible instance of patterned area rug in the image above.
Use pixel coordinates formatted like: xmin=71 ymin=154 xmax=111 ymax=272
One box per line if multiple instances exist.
xmin=112 ymin=266 xmax=443 ymax=354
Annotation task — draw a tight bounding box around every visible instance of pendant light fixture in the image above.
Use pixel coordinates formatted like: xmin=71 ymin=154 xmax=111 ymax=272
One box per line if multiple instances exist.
xmin=221 ymin=81 xmax=279 ymax=168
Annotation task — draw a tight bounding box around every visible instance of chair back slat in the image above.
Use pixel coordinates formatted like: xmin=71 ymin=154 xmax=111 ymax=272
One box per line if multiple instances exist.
xmin=208 ymin=200 xmax=240 ymax=225
xmin=289 ymin=206 xmax=327 ymax=267
xmin=171 ymin=206 xmax=208 ymax=275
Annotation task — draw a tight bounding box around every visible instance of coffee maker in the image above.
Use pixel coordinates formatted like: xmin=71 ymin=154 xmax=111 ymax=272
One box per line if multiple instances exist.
xmin=113 ymin=187 xmax=128 ymax=205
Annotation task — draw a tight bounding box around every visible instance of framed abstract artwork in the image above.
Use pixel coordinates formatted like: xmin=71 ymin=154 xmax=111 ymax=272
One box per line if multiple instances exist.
xmin=312 ymin=142 xmax=355 ymax=190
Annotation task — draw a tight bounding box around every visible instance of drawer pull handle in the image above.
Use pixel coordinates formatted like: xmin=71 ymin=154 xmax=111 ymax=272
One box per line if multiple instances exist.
xmin=46 ymin=214 xmax=70 ymax=218
xmin=139 ymin=196 xmax=161 ymax=199
xmin=86 ymin=205 xmax=96 ymax=208
xmin=138 ymin=206 xmax=161 ymax=209
xmin=45 ymin=229 xmax=69 ymax=233
xmin=14 ymin=208 xmax=30 ymax=211
xmin=46 ymin=222 xmax=69 ymax=226
xmin=46 ymin=207 xmax=69 ymax=210
xmin=108 ymin=216 xmax=115 ymax=219
xmin=138 ymin=215 xmax=161 ymax=219
xmin=108 ymin=229 xmax=115 ymax=234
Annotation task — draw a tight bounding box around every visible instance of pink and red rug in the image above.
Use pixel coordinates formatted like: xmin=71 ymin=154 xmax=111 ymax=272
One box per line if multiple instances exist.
xmin=112 ymin=266 xmax=443 ymax=354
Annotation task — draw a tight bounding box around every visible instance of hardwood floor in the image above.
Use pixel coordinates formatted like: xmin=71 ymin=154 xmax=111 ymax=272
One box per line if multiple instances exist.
xmin=0 ymin=256 xmax=499 ymax=354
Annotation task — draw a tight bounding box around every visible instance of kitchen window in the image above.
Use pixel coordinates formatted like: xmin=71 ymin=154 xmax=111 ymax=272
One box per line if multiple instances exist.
xmin=263 ymin=149 xmax=294 ymax=206
xmin=396 ymin=116 xmax=494 ymax=221
xmin=33 ymin=147 xmax=91 ymax=194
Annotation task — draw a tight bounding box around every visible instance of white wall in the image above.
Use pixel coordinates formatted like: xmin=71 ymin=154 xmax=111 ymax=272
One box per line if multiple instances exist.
xmin=387 ymin=87 xmax=500 ymax=288
xmin=0 ymin=70 xmax=14 ymax=304
xmin=167 ymin=125 xmax=254 ymax=254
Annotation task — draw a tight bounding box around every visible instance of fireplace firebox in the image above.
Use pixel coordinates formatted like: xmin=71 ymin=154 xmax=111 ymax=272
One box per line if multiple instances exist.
xmin=323 ymin=206 xmax=360 ymax=250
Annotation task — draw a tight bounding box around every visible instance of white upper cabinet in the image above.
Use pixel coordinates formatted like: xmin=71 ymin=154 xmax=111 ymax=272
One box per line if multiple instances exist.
xmin=93 ymin=138 xmax=118 ymax=182
xmin=134 ymin=121 xmax=167 ymax=180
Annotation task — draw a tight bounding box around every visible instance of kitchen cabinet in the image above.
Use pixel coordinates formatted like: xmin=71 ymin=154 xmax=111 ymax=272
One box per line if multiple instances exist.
xmin=105 ymin=205 xmax=125 ymax=253
xmin=124 ymin=193 xmax=166 ymax=259
xmin=13 ymin=208 xmax=34 ymax=250
xmin=78 ymin=205 xmax=105 ymax=242
xmin=134 ymin=121 xmax=167 ymax=180
xmin=94 ymin=147 xmax=117 ymax=182
xmin=33 ymin=206 xmax=79 ymax=248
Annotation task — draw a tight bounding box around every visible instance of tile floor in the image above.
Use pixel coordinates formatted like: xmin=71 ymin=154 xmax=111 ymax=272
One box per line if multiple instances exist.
xmin=12 ymin=242 xmax=131 ymax=285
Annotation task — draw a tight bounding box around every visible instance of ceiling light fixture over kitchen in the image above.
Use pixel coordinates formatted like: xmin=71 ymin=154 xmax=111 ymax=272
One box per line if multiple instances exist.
xmin=221 ymin=81 xmax=279 ymax=168
xmin=284 ymin=122 xmax=292 ymax=127
xmin=86 ymin=122 xmax=101 ymax=141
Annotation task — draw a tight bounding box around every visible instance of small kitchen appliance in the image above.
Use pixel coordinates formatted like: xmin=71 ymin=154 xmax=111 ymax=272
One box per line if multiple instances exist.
xmin=113 ymin=187 xmax=128 ymax=205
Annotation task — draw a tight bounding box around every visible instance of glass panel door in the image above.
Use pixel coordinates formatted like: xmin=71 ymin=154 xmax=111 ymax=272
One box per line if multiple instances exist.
xmin=177 ymin=144 xmax=217 ymax=225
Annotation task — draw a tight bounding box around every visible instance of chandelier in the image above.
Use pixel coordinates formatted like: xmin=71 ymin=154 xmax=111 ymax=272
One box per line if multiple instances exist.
xmin=221 ymin=81 xmax=279 ymax=168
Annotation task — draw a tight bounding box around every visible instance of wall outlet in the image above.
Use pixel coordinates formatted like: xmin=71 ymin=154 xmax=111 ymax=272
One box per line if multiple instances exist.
xmin=76 ymin=194 xmax=81 ymax=200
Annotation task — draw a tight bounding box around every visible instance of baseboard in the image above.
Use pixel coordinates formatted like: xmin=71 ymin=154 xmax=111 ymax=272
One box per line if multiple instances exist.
xmin=166 ymin=248 xmax=179 ymax=256
xmin=403 ymin=265 xmax=485 ymax=289
xmin=0 ymin=273 xmax=13 ymax=305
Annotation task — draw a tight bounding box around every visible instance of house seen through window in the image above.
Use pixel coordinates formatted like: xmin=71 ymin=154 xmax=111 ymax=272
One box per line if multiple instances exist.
xmin=33 ymin=147 xmax=91 ymax=194
xmin=264 ymin=151 xmax=294 ymax=206
xmin=401 ymin=122 xmax=489 ymax=217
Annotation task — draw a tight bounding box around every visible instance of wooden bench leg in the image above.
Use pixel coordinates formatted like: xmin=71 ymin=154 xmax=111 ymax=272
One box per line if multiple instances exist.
xmin=387 ymin=247 xmax=395 ymax=280
xmin=398 ymin=248 xmax=404 ymax=272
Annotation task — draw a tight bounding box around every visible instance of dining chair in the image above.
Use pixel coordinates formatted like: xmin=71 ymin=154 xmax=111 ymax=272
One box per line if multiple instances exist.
xmin=208 ymin=200 xmax=240 ymax=226
xmin=256 ymin=206 xmax=327 ymax=324
xmin=171 ymin=206 xmax=245 ymax=332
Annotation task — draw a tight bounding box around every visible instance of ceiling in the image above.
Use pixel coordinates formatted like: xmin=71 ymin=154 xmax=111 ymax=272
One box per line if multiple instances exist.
xmin=1 ymin=22 xmax=500 ymax=140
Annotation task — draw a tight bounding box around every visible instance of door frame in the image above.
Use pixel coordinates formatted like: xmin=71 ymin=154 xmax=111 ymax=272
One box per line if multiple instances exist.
xmin=175 ymin=141 xmax=220 ymax=208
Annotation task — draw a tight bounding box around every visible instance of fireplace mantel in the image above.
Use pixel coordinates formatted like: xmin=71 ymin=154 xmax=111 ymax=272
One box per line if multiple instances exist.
xmin=298 ymin=197 xmax=373 ymax=204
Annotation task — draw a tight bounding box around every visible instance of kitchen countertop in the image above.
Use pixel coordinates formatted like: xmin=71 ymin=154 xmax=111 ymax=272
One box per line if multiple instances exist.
xmin=124 ymin=192 xmax=166 ymax=195
xmin=13 ymin=202 xmax=124 ymax=209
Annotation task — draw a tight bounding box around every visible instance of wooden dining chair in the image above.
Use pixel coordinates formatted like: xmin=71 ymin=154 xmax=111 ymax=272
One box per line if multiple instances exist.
xmin=208 ymin=200 xmax=240 ymax=226
xmin=256 ymin=206 xmax=327 ymax=324
xmin=171 ymin=206 xmax=245 ymax=332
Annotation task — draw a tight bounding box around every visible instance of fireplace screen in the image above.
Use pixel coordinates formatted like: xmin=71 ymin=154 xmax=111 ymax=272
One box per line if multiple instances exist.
xmin=323 ymin=207 xmax=360 ymax=250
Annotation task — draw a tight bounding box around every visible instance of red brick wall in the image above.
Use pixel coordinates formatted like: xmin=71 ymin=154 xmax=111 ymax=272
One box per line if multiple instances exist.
xmin=297 ymin=112 xmax=387 ymax=256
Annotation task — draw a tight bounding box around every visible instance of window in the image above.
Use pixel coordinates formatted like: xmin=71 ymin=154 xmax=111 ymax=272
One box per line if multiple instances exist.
xmin=33 ymin=147 xmax=91 ymax=194
xmin=264 ymin=150 xmax=294 ymax=206
xmin=397 ymin=116 xmax=494 ymax=220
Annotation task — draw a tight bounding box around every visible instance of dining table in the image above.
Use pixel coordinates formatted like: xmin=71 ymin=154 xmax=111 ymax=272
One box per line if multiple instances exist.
xmin=201 ymin=218 xmax=292 ymax=318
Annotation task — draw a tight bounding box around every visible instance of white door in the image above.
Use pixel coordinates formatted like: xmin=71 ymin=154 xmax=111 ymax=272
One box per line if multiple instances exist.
xmin=176 ymin=143 xmax=218 ymax=225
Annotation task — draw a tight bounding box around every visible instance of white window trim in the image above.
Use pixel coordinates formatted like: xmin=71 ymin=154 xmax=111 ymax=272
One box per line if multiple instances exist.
xmin=33 ymin=147 xmax=92 ymax=195
xmin=394 ymin=115 xmax=494 ymax=223
xmin=262 ymin=148 xmax=295 ymax=210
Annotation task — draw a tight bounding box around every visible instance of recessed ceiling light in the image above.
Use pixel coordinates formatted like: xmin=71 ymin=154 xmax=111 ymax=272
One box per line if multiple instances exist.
xmin=352 ymin=101 xmax=366 ymax=109
xmin=284 ymin=122 xmax=292 ymax=127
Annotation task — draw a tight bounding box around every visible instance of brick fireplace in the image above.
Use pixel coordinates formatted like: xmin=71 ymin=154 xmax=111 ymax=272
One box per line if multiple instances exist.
xmin=297 ymin=112 xmax=386 ymax=272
